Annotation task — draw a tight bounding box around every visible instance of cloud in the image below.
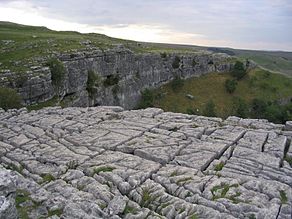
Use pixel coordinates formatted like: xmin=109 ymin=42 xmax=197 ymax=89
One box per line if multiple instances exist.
xmin=0 ymin=0 xmax=291 ymax=51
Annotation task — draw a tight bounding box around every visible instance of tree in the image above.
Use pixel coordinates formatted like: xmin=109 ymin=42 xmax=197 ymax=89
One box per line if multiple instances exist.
xmin=231 ymin=61 xmax=247 ymax=80
xmin=203 ymin=100 xmax=216 ymax=117
xmin=0 ymin=87 xmax=22 ymax=110
xmin=225 ymin=79 xmax=237 ymax=94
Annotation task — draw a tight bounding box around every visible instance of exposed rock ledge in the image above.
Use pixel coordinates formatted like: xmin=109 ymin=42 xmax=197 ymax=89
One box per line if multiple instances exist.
xmin=0 ymin=106 xmax=292 ymax=219
xmin=0 ymin=48 xmax=235 ymax=109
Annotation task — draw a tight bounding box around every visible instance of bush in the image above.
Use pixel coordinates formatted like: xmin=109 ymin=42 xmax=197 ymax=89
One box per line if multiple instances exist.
xmin=251 ymin=98 xmax=267 ymax=118
xmin=264 ymin=104 xmax=286 ymax=124
xmin=186 ymin=108 xmax=196 ymax=115
xmin=103 ymin=75 xmax=119 ymax=87
xmin=87 ymin=70 xmax=100 ymax=97
xmin=232 ymin=97 xmax=248 ymax=118
xmin=192 ymin=59 xmax=197 ymax=67
xmin=171 ymin=75 xmax=184 ymax=91
xmin=46 ymin=58 xmax=65 ymax=86
xmin=172 ymin=56 xmax=181 ymax=69
xmin=160 ymin=52 xmax=167 ymax=59
xmin=138 ymin=89 xmax=155 ymax=108
xmin=203 ymin=100 xmax=216 ymax=117
xmin=231 ymin=61 xmax=247 ymax=80
xmin=0 ymin=87 xmax=22 ymax=110
xmin=225 ymin=79 xmax=237 ymax=94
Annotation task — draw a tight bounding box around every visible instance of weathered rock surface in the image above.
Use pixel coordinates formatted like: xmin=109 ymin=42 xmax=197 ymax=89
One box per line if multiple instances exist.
xmin=0 ymin=106 xmax=291 ymax=219
xmin=0 ymin=48 xmax=235 ymax=108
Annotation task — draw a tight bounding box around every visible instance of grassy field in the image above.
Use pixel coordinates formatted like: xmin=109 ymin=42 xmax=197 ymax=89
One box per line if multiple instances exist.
xmin=151 ymin=68 xmax=292 ymax=119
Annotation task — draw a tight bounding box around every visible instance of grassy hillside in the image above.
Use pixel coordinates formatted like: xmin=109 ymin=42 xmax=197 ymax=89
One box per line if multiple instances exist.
xmin=144 ymin=68 xmax=292 ymax=123
xmin=208 ymin=47 xmax=292 ymax=77
xmin=0 ymin=22 xmax=198 ymax=72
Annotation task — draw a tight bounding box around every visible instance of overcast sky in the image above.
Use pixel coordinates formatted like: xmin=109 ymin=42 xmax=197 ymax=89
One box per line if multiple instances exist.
xmin=1 ymin=0 xmax=292 ymax=51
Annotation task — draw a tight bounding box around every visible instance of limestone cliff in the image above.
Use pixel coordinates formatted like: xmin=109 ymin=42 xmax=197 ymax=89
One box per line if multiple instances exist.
xmin=0 ymin=48 xmax=234 ymax=109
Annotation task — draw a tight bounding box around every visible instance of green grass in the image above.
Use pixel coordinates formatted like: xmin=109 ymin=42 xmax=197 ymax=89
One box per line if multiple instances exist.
xmin=93 ymin=166 xmax=116 ymax=175
xmin=122 ymin=202 xmax=137 ymax=215
xmin=176 ymin=177 xmax=193 ymax=185
xmin=148 ymin=68 xmax=292 ymax=120
xmin=40 ymin=173 xmax=55 ymax=184
xmin=214 ymin=162 xmax=225 ymax=171
xmin=47 ymin=209 xmax=63 ymax=217
xmin=15 ymin=189 xmax=41 ymax=219
xmin=211 ymin=183 xmax=241 ymax=203
xmin=27 ymin=96 xmax=59 ymax=111
xmin=280 ymin=190 xmax=288 ymax=204
xmin=285 ymin=155 xmax=292 ymax=167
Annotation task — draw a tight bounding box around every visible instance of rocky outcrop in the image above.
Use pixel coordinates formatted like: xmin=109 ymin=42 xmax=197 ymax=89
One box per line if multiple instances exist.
xmin=0 ymin=48 xmax=234 ymax=109
xmin=0 ymin=106 xmax=291 ymax=218
xmin=0 ymin=168 xmax=18 ymax=219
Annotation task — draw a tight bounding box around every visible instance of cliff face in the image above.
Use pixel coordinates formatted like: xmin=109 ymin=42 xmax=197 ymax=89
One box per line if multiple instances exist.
xmin=0 ymin=48 xmax=233 ymax=109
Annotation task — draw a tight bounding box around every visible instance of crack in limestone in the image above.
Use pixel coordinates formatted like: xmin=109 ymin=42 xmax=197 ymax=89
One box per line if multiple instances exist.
xmin=201 ymin=130 xmax=247 ymax=171
xmin=261 ymin=133 xmax=269 ymax=152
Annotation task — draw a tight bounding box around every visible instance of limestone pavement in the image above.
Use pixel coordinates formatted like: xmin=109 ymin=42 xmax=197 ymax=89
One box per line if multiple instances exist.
xmin=0 ymin=106 xmax=291 ymax=219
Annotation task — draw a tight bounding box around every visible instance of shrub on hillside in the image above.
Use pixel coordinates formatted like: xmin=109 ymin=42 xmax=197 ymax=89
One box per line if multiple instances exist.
xmin=138 ymin=89 xmax=155 ymax=108
xmin=225 ymin=79 xmax=237 ymax=94
xmin=171 ymin=75 xmax=184 ymax=91
xmin=203 ymin=100 xmax=216 ymax=117
xmin=46 ymin=57 xmax=65 ymax=87
xmin=231 ymin=61 xmax=247 ymax=80
xmin=251 ymin=98 xmax=267 ymax=118
xmin=232 ymin=97 xmax=248 ymax=118
xmin=0 ymin=87 xmax=22 ymax=110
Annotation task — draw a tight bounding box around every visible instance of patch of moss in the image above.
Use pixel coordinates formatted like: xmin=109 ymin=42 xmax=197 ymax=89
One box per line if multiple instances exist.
xmin=211 ymin=183 xmax=240 ymax=202
xmin=140 ymin=188 xmax=157 ymax=208
xmin=7 ymin=163 xmax=23 ymax=174
xmin=93 ymin=166 xmax=116 ymax=175
xmin=15 ymin=189 xmax=40 ymax=219
xmin=170 ymin=170 xmax=179 ymax=177
xmin=122 ymin=202 xmax=137 ymax=215
xmin=189 ymin=213 xmax=198 ymax=219
xmin=176 ymin=177 xmax=193 ymax=185
xmin=285 ymin=155 xmax=292 ymax=167
xmin=47 ymin=209 xmax=63 ymax=217
xmin=41 ymin=173 xmax=55 ymax=184
xmin=214 ymin=161 xmax=225 ymax=171
xmin=280 ymin=190 xmax=288 ymax=204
